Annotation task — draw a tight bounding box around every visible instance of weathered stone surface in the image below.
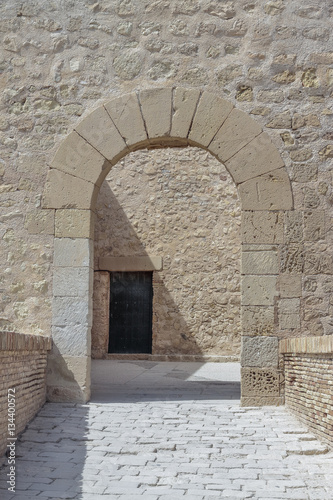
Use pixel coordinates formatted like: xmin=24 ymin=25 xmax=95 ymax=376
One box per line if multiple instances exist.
xmin=304 ymin=252 xmax=333 ymax=275
xmin=242 ymin=211 xmax=284 ymax=244
xmin=225 ymin=132 xmax=284 ymax=184
xmin=242 ymin=250 xmax=279 ymax=275
xmin=209 ymin=108 xmax=262 ymax=162
xmin=75 ymin=106 xmax=128 ymax=164
xmin=54 ymin=238 xmax=93 ymax=267
xmin=241 ymin=336 xmax=279 ymax=368
xmin=171 ymin=87 xmax=201 ymax=139
xmin=52 ymin=324 xmax=91 ymax=356
xmin=284 ymin=211 xmax=303 ymax=243
xmin=52 ymin=296 xmax=92 ymax=326
xmin=242 ymin=306 xmax=275 ymax=336
xmin=99 ymin=256 xmax=163 ymax=271
xmin=266 ymin=111 xmax=291 ymax=128
xmin=24 ymin=209 xmax=55 ymax=235
xmin=241 ymin=367 xmax=280 ymax=396
xmin=139 ymin=87 xmax=173 ymax=138
xmin=188 ymin=91 xmax=233 ymax=147
xmin=242 ymin=276 xmax=277 ymax=306
xmin=55 ymin=209 xmax=94 ymax=239
xmin=280 ymin=244 xmax=304 ymax=274
xmin=238 ymin=168 xmax=293 ymax=210
xmin=92 ymin=271 xmax=110 ymax=359
xmin=47 ymin=355 xmax=91 ymax=402
xmin=42 ymin=169 xmax=98 ymax=210
xmin=104 ymin=93 xmax=148 ymax=147
xmin=304 ymin=211 xmax=325 ymax=241
xmin=53 ymin=267 xmax=92 ymax=297
xmin=50 ymin=131 xmax=112 ymax=186
xmin=279 ymin=275 xmax=302 ymax=298
xmin=279 ymin=298 xmax=301 ymax=330
xmin=290 ymin=162 xmax=318 ymax=182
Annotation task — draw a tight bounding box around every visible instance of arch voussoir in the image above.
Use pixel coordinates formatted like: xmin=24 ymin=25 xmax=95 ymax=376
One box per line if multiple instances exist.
xmin=208 ymin=108 xmax=262 ymax=163
xmin=238 ymin=167 xmax=293 ymax=210
xmin=226 ymin=132 xmax=285 ymax=185
xmin=188 ymin=91 xmax=234 ymax=147
xmin=50 ymin=130 xmax=112 ymax=187
xmin=75 ymin=106 xmax=129 ymax=165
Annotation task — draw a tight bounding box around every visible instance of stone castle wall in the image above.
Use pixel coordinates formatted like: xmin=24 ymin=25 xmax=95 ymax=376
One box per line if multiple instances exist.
xmin=0 ymin=0 xmax=333 ymax=411
xmin=1 ymin=0 xmax=333 ymax=342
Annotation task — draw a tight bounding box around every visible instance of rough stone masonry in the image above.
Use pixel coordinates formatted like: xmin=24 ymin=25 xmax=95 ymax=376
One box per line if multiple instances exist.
xmin=0 ymin=0 xmax=332 ymax=413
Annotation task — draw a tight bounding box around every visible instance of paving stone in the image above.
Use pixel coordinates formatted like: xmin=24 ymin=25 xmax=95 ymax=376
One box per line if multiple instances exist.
xmin=0 ymin=361 xmax=332 ymax=500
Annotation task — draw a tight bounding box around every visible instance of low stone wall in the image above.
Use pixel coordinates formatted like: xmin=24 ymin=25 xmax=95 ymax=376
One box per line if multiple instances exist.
xmin=0 ymin=332 xmax=51 ymax=458
xmin=280 ymin=336 xmax=333 ymax=446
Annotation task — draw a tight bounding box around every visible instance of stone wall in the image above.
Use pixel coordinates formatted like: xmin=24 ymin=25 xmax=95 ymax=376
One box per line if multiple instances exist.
xmin=280 ymin=336 xmax=333 ymax=446
xmin=0 ymin=0 xmax=333 ymax=404
xmin=0 ymin=332 xmax=51 ymax=458
xmin=1 ymin=0 xmax=333 ymax=341
xmin=93 ymin=147 xmax=241 ymax=358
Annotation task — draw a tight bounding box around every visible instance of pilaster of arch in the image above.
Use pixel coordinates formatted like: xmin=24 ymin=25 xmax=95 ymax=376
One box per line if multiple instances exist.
xmin=41 ymin=86 xmax=294 ymax=405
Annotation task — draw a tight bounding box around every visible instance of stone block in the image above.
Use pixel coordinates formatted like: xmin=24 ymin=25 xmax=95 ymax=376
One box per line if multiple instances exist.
xmin=188 ymin=91 xmax=233 ymax=147
xmin=279 ymin=312 xmax=301 ymax=329
xmin=55 ymin=209 xmax=94 ymax=239
xmin=242 ymin=250 xmax=279 ymax=275
xmin=54 ymin=238 xmax=93 ymax=267
xmin=75 ymin=106 xmax=128 ymax=164
xmin=24 ymin=209 xmax=55 ymax=235
xmin=284 ymin=211 xmax=303 ymax=243
xmin=242 ymin=275 xmax=277 ymax=306
xmin=241 ymin=336 xmax=279 ymax=367
xmin=290 ymin=163 xmax=318 ymax=183
xmin=238 ymin=168 xmax=293 ymax=210
xmin=42 ymin=169 xmax=98 ymax=210
xmin=171 ymin=87 xmax=201 ymax=139
xmin=209 ymin=108 xmax=262 ymax=162
xmin=280 ymin=244 xmax=304 ymax=274
xmin=304 ymin=211 xmax=325 ymax=241
xmin=139 ymin=87 xmax=173 ymax=138
xmin=47 ymin=354 xmax=91 ymax=403
xmin=99 ymin=256 xmax=163 ymax=271
xmin=279 ymin=298 xmax=301 ymax=329
xmin=92 ymin=271 xmax=110 ymax=358
xmin=52 ymin=296 xmax=92 ymax=326
xmin=53 ymin=267 xmax=92 ymax=297
xmin=226 ymin=133 xmax=284 ymax=184
xmin=241 ymin=396 xmax=284 ymax=406
xmin=104 ymin=92 xmax=148 ymax=147
xmin=52 ymin=324 xmax=91 ymax=356
xmin=279 ymin=275 xmax=302 ymax=298
xmin=304 ymin=252 xmax=333 ymax=274
xmin=242 ymin=211 xmax=284 ymax=244
xmin=50 ymin=131 xmax=112 ymax=186
xmin=241 ymin=367 xmax=280 ymax=396
xmin=242 ymin=306 xmax=275 ymax=336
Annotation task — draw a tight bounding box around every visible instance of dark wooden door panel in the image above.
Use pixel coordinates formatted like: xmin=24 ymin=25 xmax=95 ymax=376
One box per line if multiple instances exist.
xmin=109 ymin=272 xmax=153 ymax=354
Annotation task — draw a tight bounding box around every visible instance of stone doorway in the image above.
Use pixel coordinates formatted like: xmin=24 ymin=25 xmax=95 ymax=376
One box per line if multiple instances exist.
xmin=42 ymin=87 xmax=293 ymax=405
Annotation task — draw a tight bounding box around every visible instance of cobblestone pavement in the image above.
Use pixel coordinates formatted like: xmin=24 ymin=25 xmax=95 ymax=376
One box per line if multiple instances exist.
xmin=1 ymin=361 xmax=332 ymax=500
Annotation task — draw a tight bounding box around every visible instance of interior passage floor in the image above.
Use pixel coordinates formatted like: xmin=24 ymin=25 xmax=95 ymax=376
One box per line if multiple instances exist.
xmin=0 ymin=361 xmax=332 ymax=500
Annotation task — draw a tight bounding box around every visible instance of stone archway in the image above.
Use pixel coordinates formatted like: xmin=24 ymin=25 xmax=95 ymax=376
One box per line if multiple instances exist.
xmin=42 ymin=87 xmax=293 ymax=404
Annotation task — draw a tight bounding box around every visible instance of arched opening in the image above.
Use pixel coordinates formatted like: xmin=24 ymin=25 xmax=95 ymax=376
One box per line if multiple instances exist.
xmin=42 ymin=87 xmax=293 ymax=405
xmin=92 ymin=146 xmax=242 ymax=360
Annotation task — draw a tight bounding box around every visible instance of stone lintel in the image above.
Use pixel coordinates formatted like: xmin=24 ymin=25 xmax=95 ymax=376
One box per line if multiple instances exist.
xmin=99 ymin=256 xmax=163 ymax=272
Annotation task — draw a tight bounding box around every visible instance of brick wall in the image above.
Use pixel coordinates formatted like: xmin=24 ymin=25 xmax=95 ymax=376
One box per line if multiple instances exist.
xmin=0 ymin=332 xmax=51 ymax=458
xmin=280 ymin=336 xmax=333 ymax=447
